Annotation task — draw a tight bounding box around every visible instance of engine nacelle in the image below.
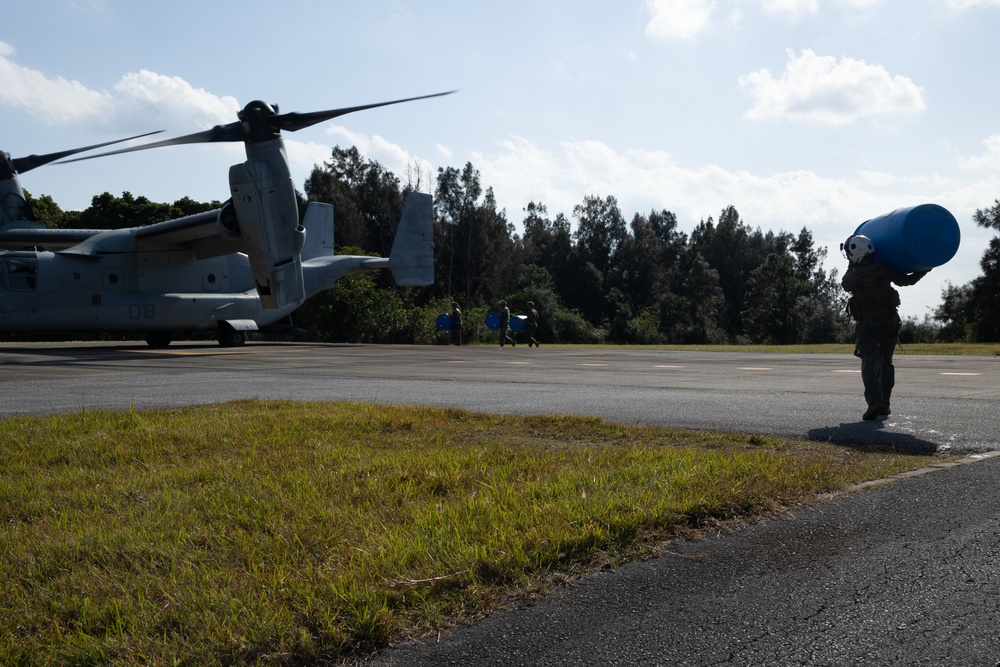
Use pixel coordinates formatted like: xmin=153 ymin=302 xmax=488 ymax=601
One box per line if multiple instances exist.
xmin=215 ymin=201 xmax=241 ymax=241
xmin=228 ymin=160 xmax=306 ymax=308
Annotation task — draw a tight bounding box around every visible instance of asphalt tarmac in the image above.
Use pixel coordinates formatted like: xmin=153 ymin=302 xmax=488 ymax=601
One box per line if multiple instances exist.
xmin=1 ymin=342 xmax=997 ymax=452
xmin=2 ymin=341 xmax=999 ymax=665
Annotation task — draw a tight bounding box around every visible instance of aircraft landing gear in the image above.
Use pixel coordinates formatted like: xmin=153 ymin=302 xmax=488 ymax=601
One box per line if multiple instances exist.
xmin=146 ymin=331 xmax=172 ymax=348
xmin=217 ymin=327 xmax=246 ymax=347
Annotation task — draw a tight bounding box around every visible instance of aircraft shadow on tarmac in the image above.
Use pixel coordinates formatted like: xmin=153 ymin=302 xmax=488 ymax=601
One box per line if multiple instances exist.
xmin=0 ymin=341 xmax=351 ymax=366
xmin=0 ymin=343 xmax=227 ymax=365
xmin=807 ymin=422 xmax=939 ymax=455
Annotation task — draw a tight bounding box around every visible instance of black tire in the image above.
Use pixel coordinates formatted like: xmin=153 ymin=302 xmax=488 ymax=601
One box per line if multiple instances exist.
xmin=145 ymin=331 xmax=172 ymax=348
xmin=218 ymin=328 xmax=246 ymax=347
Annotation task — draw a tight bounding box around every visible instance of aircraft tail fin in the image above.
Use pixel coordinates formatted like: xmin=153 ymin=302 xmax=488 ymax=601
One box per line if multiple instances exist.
xmin=300 ymin=202 xmax=335 ymax=260
xmin=389 ymin=192 xmax=434 ymax=286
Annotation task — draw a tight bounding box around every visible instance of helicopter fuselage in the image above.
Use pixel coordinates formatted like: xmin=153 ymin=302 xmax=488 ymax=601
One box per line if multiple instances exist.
xmin=0 ymin=241 xmax=295 ymax=335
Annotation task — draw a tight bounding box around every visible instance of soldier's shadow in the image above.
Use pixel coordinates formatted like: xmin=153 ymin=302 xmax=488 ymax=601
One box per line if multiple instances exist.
xmin=807 ymin=420 xmax=939 ymax=455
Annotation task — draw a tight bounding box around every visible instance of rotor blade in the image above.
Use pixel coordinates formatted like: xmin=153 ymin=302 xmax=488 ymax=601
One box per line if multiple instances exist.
xmin=57 ymin=122 xmax=249 ymax=165
xmin=272 ymin=90 xmax=457 ymax=133
xmin=56 ymin=90 xmax=456 ymax=164
xmin=12 ymin=131 xmax=163 ymax=174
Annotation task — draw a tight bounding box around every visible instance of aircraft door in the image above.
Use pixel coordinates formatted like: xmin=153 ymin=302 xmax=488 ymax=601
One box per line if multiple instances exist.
xmin=1 ymin=256 xmax=36 ymax=328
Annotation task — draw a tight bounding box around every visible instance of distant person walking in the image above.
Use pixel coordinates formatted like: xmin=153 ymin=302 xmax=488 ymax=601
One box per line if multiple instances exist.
xmin=525 ymin=300 xmax=540 ymax=347
xmin=498 ymin=300 xmax=515 ymax=347
xmin=450 ymin=301 xmax=463 ymax=346
xmin=841 ymin=234 xmax=928 ymax=421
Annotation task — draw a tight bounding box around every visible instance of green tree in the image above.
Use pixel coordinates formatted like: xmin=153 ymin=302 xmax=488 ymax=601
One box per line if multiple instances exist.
xmin=741 ymin=252 xmax=808 ymax=344
xmin=934 ymin=200 xmax=1000 ymax=341
xmin=572 ymin=195 xmax=627 ymax=277
xmin=304 ymin=146 xmax=405 ymax=256
xmin=21 ymin=190 xmax=66 ymax=228
xmin=741 ymin=229 xmax=843 ymax=344
xmin=435 ymin=163 xmax=513 ymax=308
xmin=660 ymin=252 xmax=725 ymax=344
xmin=73 ymin=192 xmax=187 ymax=229
xmin=291 ymin=252 xmax=410 ymax=343
xmin=616 ymin=209 xmax=687 ymax=314
xmin=690 ymin=206 xmax=792 ymax=340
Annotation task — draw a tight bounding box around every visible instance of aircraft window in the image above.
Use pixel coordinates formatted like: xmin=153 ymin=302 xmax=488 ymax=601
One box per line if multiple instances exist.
xmin=6 ymin=258 xmax=38 ymax=291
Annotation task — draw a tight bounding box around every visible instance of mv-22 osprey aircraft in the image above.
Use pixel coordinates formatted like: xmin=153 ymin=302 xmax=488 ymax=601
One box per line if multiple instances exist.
xmin=0 ymin=91 xmax=451 ymax=347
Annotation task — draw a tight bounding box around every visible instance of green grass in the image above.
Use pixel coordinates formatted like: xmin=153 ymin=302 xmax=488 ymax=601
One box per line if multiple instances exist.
xmin=0 ymin=400 xmax=955 ymax=665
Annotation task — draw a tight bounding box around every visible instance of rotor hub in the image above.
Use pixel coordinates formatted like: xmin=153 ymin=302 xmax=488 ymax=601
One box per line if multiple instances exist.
xmin=238 ymin=101 xmax=282 ymax=142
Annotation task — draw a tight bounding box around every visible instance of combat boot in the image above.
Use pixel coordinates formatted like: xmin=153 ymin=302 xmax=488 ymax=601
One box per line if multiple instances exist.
xmin=862 ymin=403 xmax=885 ymax=421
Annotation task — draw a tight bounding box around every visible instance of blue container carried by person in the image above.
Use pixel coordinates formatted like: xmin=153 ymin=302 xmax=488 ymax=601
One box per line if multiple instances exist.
xmin=853 ymin=203 xmax=960 ymax=273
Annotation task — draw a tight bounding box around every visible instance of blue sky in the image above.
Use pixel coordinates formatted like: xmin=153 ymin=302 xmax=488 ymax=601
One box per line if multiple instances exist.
xmin=3 ymin=0 xmax=1000 ymax=319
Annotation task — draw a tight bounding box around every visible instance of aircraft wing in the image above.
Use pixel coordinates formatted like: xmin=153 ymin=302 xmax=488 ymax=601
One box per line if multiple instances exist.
xmin=134 ymin=209 xmax=242 ymax=259
xmin=0 ymin=209 xmax=239 ymax=258
xmin=45 ymin=209 xmax=242 ymax=259
xmin=0 ymin=227 xmax=104 ymax=251
xmin=135 ymin=209 xmax=234 ymax=254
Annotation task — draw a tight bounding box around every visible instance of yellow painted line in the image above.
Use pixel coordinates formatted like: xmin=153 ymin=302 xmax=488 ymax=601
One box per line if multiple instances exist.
xmin=941 ymin=372 xmax=982 ymax=376
xmin=740 ymin=367 xmax=772 ymax=371
xmin=833 ymin=370 xmax=862 ymax=373
xmin=134 ymin=346 xmax=312 ymax=355
xmin=576 ymin=363 xmax=608 ymax=367
xmin=507 ymin=362 xmax=532 ymax=365
xmin=655 ymin=365 xmax=685 ymax=368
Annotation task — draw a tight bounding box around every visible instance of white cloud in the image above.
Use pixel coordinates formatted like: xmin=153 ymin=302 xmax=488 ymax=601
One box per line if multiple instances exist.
xmin=933 ymin=0 xmax=1000 ymax=8
xmin=0 ymin=40 xmax=113 ymax=125
xmin=836 ymin=0 xmax=882 ymax=7
xmin=435 ymin=143 xmax=454 ymax=161
xmin=473 ymin=134 xmax=885 ymax=236
xmin=959 ymin=134 xmax=1000 ymax=170
xmin=761 ymin=0 xmax=819 ymax=16
xmin=645 ymin=0 xmax=884 ymax=41
xmin=113 ymin=70 xmax=239 ymax=131
xmin=644 ymin=0 xmax=715 ymax=42
xmin=739 ymin=49 xmax=926 ymax=124
xmin=0 ymin=41 xmax=240 ymax=135
xmin=284 ymin=139 xmax=336 ymax=178
xmin=322 ymin=124 xmax=435 ymax=189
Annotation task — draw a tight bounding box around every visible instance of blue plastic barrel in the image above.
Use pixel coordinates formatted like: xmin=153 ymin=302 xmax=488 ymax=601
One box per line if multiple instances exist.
xmin=435 ymin=313 xmax=452 ymax=330
xmin=485 ymin=312 xmax=500 ymax=331
xmin=510 ymin=315 xmax=526 ymax=333
xmin=853 ymin=203 xmax=960 ymax=273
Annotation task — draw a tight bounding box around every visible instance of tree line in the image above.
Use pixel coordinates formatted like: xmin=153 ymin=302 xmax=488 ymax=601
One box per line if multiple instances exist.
xmin=302 ymin=147 xmax=849 ymax=345
xmin=25 ymin=146 xmax=1000 ymax=344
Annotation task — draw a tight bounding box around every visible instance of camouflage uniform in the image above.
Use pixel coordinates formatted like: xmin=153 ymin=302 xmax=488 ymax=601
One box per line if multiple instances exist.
xmin=498 ymin=300 xmax=515 ymax=347
xmin=525 ymin=301 xmax=540 ymax=347
xmin=842 ymin=261 xmax=927 ymax=420
xmin=451 ymin=302 xmax=463 ymax=346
